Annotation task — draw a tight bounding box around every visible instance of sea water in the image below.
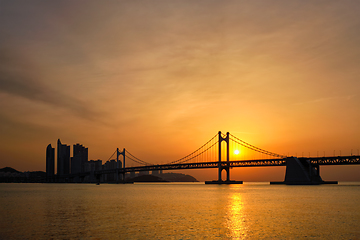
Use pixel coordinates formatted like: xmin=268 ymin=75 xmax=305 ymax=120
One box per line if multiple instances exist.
xmin=0 ymin=182 xmax=359 ymax=239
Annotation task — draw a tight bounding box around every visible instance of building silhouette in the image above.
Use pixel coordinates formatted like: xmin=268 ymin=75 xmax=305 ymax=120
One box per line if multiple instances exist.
xmin=57 ymin=139 xmax=70 ymax=176
xmin=82 ymin=160 xmax=102 ymax=182
xmin=103 ymin=159 xmax=119 ymax=182
xmin=46 ymin=144 xmax=55 ymax=178
xmin=71 ymin=143 xmax=88 ymax=174
xmin=46 ymin=139 xmax=130 ymax=183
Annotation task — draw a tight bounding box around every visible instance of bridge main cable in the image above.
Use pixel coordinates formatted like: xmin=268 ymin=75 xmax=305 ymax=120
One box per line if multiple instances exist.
xmin=229 ymin=133 xmax=286 ymax=158
xmin=125 ymin=149 xmax=153 ymax=166
xmin=167 ymin=133 xmax=218 ymax=164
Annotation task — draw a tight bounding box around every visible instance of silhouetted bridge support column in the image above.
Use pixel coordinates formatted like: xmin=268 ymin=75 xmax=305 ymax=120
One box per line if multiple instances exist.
xmin=117 ymin=148 xmax=128 ymax=183
xmin=271 ymin=157 xmax=338 ymax=185
xmin=205 ymin=131 xmax=243 ymax=184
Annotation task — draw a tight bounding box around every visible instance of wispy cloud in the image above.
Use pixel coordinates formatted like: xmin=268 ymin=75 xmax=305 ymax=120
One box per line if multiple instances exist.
xmin=0 ymin=49 xmax=97 ymax=120
xmin=294 ymin=95 xmax=357 ymax=105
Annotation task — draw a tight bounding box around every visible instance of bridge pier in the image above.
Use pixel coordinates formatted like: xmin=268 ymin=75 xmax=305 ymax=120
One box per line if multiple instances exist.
xmin=205 ymin=131 xmax=243 ymax=184
xmin=270 ymin=157 xmax=337 ymax=185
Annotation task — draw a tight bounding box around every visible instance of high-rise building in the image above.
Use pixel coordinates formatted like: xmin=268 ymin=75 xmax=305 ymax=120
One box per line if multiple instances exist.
xmin=71 ymin=143 xmax=88 ymax=174
xmin=46 ymin=144 xmax=55 ymax=178
xmin=94 ymin=160 xmax=102 ymax=171
xmin=57 ymin=139 xmax=70 ymax=176
xmin=103 ymin=159 xmax=118 ymax=182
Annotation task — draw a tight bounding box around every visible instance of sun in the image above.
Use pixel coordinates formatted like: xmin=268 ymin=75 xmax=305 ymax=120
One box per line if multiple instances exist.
xmin=234 ymin=149 xmax=240 ymax=155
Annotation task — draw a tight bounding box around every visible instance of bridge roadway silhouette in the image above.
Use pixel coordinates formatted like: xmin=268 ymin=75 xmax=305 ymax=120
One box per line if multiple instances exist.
xmin=97 ymin=155 xmax=360 ymax=174
xmin=59 ymin=131 xmax=360 ymax=184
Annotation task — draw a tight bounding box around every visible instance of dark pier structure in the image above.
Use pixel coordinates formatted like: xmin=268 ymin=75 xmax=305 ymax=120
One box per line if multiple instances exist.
xmin=270 ymin=157 xmax=337 ymax=185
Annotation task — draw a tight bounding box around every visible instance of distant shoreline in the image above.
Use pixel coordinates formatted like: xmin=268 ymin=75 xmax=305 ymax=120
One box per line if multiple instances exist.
xmin=0 ymin=167 xmax=199 ymax=183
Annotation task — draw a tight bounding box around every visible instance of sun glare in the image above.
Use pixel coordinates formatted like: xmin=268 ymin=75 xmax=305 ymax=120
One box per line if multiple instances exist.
xmin=234 ymin=150 xmax=240 ymax=155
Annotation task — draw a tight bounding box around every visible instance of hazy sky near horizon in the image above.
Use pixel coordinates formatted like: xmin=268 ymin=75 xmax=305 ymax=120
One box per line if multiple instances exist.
xmin=1 ymin=0 xmax=359 ymax=180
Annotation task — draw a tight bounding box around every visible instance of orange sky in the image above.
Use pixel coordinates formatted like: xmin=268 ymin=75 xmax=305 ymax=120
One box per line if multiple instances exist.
xmin=0 ymin=1 xmax=359 ymax=181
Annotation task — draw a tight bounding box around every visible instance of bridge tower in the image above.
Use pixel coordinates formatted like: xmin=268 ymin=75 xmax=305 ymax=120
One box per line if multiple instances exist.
xmin=117 ymin=148 xmax=125 ymax=182
xmin=218 ymin=131 xmax=230 ymax=182
xmin=205 ymin=131 xmax=243 ymax=184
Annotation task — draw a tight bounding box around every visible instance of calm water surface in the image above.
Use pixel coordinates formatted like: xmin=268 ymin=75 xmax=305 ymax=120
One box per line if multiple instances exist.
xmin=0 ymin=182 xmax=359 ymax=239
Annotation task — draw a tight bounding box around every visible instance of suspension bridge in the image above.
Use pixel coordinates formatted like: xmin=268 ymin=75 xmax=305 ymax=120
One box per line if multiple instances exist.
xmin=61 ymin=131 xmax=360 ymax=184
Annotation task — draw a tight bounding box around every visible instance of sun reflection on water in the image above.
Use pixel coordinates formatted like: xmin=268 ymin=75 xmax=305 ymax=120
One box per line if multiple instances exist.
xmin=226 ymin=191 xmax=247 ymax=239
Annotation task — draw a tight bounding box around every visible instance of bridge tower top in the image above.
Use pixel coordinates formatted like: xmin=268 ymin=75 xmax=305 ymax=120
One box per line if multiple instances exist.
xmin=218 ymin=131 xmax=229 ymax=163
xmin=117 ymin=148 xmax=125 ymax=169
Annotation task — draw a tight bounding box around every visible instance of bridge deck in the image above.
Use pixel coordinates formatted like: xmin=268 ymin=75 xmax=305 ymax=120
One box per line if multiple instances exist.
xmin=56 ymin=155 xmax=360 ymax=178
xmin=95 ymin=155 xmax=360 ymax=175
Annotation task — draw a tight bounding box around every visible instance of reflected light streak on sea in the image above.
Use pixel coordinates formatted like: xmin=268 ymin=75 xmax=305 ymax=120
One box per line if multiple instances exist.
xmin=0 ymin=182 xmax=359 ymax=239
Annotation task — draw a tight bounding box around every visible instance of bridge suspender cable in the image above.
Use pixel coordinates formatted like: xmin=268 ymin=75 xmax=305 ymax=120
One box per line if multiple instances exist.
xmin=168 ymin=141 xmax=218 ymax=164
xmin=229 ymin=133 xmax=285 ymax=158
xmin=115 ymin=132 xmax=285 ymax=167
xmin=167 ymin=133 xmax=219 ymax=164
xmin=125 ymin=149 xmax=153 ymax=166
xmin=120 ymin=133 xmax=219 ymax=166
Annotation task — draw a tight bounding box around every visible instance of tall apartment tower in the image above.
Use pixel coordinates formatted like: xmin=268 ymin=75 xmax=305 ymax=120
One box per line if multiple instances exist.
xmin=71 ymin=143 xmax=88 ymax=174
xmin=57 ymin=139 xmax=70 ymax=175
xmin=46 ymin=144 xmax=55 ymax=178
